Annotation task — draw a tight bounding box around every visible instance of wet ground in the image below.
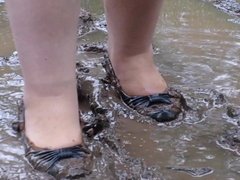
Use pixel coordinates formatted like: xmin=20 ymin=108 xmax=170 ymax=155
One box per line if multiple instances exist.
xmin=1 ymin=0 xmax=240 ymax=179
xmin=209 ymin=0 xmax=240 ymax=18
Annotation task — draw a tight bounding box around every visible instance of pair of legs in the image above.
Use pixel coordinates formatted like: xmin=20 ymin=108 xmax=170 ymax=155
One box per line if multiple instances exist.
xmin=6 ymin=0 xmax=166 ymax=149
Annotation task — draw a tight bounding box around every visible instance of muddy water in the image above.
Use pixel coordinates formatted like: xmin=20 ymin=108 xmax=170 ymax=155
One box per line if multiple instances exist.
xmin=1 ymin=0 xmax=240 ymax=179
xmin=0 ymin=3 xmax=14 ymax=57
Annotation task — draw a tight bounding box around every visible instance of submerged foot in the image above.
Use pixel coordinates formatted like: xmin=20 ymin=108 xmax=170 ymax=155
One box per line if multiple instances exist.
xmin=15 ymin=85 xmax=93 ymax=178
xmin=106 ymin=47 xmax=187 ymax=122
xmin=109 ymin=48 xmax=167 ymax=96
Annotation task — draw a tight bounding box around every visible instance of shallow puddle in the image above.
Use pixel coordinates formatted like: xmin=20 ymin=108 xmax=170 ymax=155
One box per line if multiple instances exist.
xmin=1 ymin=0 xmax=240 ymax=179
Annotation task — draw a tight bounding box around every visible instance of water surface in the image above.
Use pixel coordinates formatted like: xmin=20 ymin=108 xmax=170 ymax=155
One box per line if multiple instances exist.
xmin=0 ymin=0 xmax=240 ymax=179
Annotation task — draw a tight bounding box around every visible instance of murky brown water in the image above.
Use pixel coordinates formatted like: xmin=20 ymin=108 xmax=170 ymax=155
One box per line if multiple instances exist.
xmin=0 ymin=3 xmax=14 ymax=57
xmin=1 ymin=0 xmax=240 ymax=179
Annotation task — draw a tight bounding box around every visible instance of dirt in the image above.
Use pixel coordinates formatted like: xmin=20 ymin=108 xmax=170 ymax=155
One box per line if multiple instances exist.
xmin=217 ymin=128 xmax=240 ymax=155
xmin=74 ymin=45 xmax=228 ymax=179
xmin=207 ymin=0 xmax=240 ymax=18
xmin=1 ymin=2 xmax=240 ymax=179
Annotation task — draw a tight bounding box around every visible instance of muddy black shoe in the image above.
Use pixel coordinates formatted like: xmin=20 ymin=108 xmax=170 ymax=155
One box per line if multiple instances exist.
xmin=102 ymin=55 xmax=189 ymax=122
xmin=12 ymin=101 xmax=93 ymax=179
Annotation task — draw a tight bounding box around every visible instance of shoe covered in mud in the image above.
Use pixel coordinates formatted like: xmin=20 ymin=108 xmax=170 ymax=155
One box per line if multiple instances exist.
xmin=102 ymin=55 xmax=189 ymax=122
xmin=12 ymin=101 xmax=93 ymax=179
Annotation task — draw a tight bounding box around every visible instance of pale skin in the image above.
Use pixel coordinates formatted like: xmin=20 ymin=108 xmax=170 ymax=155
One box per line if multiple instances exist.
xmin=6 ymin=0 xmax=166 ymax=149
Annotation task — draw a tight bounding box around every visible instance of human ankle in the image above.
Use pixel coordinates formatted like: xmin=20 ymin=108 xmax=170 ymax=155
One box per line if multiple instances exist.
xmin=23 ymin=84 xmax=82 ymax=149
xmin=24 ymin=100 xmax=82 ymax=149
xmin=109 ymin=44 xmax=153 ymax=64
xmin=108 ymin=46 xmax=167 ymax=96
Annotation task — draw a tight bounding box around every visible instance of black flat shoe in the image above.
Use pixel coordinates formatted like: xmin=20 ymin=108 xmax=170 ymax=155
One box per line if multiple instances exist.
xmin=12 ymin=101 xmax=93 ymax=179
xmin=102 ymin=56 xmax=189 ymax=122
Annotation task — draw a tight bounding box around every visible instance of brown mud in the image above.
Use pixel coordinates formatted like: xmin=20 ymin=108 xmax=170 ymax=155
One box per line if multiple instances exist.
xmin=75 ymin=47 xmax=225 ymax=179
xmin=208 ymin=0 xmax=240 ymax=17
xmin=1 ymin=0 xmax=240 ymax=179
xmin=0 ymin=30 xmax=229 ymax=180
xmin=206 ymin=0 xmax=240 ymax=23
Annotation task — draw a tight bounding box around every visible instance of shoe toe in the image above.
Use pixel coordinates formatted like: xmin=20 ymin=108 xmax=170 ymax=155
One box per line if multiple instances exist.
xmin=150 ymin=109 xmax=179 ymax=122
xmin=52 ymin=154 xmax=93 ymax=179
xmin=25 ymin=145 xmax=93 ymax=179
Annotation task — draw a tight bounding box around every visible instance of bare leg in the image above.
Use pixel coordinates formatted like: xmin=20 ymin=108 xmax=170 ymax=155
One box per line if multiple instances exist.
xmin=104 ymin=0 xmax=167 ymax=96
xmin=6 ymin=0 xmax=82 ymax=149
